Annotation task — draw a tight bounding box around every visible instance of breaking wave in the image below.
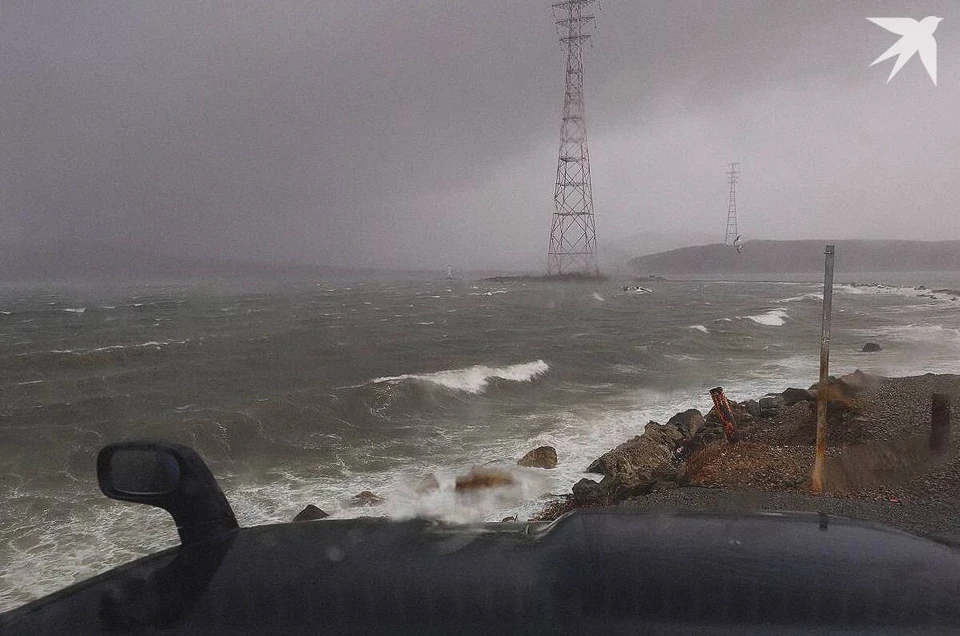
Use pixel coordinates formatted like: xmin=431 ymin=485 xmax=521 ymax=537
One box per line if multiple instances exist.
xmin=835 ymin=284 xmax=958 ymax=301
xmin=775 ymin=292 xmax=823 ymax=303
xmin=744 ymin=309 xmax=789 ymax=326
xmin=370 ymin=360 xmax=549 ymax=394
xmin=689 ymin=325 xmax=709 ymax=333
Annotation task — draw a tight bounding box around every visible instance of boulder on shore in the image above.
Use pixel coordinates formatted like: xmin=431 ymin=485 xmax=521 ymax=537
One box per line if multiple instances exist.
xmin=572 ymin=478 xmax=606 ymax=507
xmin=292 ymin=504 xmax=329 ymax=522
xmin=455 ymin=468 xmax=514 ymax=492
xmin=811 ymin=370 xmax=880 ymax=402
xmin=759 ymin=395 xmax=784 ymax=415
xmin=518 ymin=445 xmax=558 ymax=469
xmin=861 ymin=342 xmax=882 ymax=352
xmin=666 ymin=409 xmax=705 ymax=441
xmin=584 ymin=421 xmax=682 ymax=503
xmin=781 ymin=387 xmax=816 ymax=406
xmin=744 ymin=399 xmax=762 ymax=418
xmin=837 ymin=369 xmax=880 ymax=394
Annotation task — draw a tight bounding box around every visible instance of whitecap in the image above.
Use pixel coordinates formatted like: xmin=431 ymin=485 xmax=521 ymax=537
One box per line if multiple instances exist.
xmin=689 ymin=325 xmax=709 ymax=333
xmin=835 ymin=284 xmax=955 ymax=301
xmin=370 ymin=360 xmax=550 ymax=394
xmin=664 ymin=353 xmax=703 ymax=362
xmin=592 ymin=292 xmax=605 ymax=302
xmin=744 ymin=309 xmax=789 ymax=326
xmin=775 ymin=293 xmax=823 ymax=303
xmin=62 ymin=308 xmax=86 ymax=314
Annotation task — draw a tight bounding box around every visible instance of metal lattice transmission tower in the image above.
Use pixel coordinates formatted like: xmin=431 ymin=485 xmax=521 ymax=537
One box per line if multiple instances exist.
xmin=724 ymin=162 xmax=740 ymax=245
xmin=547 ymin=0 xmax=599 ymax=277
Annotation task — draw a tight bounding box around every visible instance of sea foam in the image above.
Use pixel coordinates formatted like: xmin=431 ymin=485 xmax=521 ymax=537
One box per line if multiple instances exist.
xmin=775 ymin=292 xmax=823 ymax=303
xmin=745 ymin=309 xmax=789 ymax=326
xmin=371 ymin=359 xmax=549 ymax=394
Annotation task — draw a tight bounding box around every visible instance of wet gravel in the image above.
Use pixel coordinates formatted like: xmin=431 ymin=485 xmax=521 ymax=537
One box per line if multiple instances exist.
xmin=621 ymin=486 xmax=960 ymax=539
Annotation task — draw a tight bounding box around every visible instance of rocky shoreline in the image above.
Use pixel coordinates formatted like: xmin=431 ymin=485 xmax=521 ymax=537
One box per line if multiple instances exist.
xmin=534 ymin=372 xmax=960 ymax=538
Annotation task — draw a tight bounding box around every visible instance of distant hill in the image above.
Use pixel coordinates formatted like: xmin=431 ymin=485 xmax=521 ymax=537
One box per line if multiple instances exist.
xmin=629 ymin=240 xmax=960 ymax=275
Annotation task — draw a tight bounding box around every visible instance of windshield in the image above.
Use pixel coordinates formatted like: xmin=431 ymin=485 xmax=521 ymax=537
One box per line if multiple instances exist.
xmin=2 ymin=0 xmax=960 ymax=619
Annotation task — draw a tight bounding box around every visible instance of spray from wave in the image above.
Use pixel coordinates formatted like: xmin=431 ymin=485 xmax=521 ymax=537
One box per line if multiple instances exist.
xmin=370 ymin=360 xmax=549 ymax=394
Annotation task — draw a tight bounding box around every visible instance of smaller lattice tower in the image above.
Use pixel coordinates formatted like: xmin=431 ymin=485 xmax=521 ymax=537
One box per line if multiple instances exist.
xmin=724 ymin=162 xmax=740 ymax=245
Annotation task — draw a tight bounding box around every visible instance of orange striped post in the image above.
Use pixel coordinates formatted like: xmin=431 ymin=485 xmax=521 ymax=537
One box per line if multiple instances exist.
xmin=709 ymin=387 xmax=740 ymax=443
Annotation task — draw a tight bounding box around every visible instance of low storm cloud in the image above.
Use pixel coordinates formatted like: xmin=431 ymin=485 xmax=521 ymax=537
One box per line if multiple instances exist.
xmin=1 ymin=0 xmax=958 ymax=271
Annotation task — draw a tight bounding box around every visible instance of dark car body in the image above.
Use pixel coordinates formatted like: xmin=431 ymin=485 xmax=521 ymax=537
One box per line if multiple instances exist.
xmin=5 ymin=509 xmax=960 ymax=635
xmin=4 ymin=441 xmax=960 ymax=635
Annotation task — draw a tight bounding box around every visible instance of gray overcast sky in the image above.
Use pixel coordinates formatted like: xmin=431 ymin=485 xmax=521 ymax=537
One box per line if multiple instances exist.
xmin=2 ymin=1 xmax=959 ymax=270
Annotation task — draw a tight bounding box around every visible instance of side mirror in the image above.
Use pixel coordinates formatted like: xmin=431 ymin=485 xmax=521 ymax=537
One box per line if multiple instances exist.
xmin=98 ymin=441 xmax=238 ymax=545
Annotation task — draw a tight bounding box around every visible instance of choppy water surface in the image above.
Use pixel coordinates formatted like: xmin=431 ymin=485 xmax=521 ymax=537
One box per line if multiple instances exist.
xmin=2 ymin=274 xmax=960 ymax=609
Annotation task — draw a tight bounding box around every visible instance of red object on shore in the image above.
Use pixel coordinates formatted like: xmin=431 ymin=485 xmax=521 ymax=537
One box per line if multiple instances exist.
xmin=710 ymin=387 xmax=740 ymax=443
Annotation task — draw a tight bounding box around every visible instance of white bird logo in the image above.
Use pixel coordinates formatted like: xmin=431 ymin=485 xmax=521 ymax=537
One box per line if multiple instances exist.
xmin=867 ymin=16 xmax=942 ymax=86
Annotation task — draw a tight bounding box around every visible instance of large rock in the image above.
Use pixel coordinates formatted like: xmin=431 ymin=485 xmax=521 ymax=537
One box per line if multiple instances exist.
xmin=643 ymin=420 xmax=685 ymax=445
xmin=518 ymin=445 xmax=558 ymax=469
xmin=759 ymin=395 xmax=784 ymax=414
xmin=292 ymin=504 xmax=329 ymax=522
xmin=781 ymin=387 xmax=816 ymax=406
xmin=744 ymin=399 xmax=762 ymax=418
xmin=861 ymin=342 xmax=882 ymax=352
xmin=586 ymin=421 xmax=682 ymax=502
xmin=587 ymin=421 xmax=681 ymax=475
xmin=455 ymin=468 xmax=514 ymax=492
xmin=571 ymin=478 xmax=606 ymax=507
xmin=837 ymin=369 xmax=879 ymax=394
xmin=666 ymin=409 xmax=705 ymax=441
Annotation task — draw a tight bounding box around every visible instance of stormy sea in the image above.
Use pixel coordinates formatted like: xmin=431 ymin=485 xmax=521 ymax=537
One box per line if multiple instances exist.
xmin=2 ymin=272 xmax=960 ymax=610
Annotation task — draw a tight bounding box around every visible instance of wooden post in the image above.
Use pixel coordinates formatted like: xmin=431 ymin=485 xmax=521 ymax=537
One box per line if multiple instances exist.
xmin=930 ymin=393 xmax=951 ymax=454
xmin=709 ymin=387 xmax=740 ymax=443
xmin=812 ymin=245 xmax=835 ymax=492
